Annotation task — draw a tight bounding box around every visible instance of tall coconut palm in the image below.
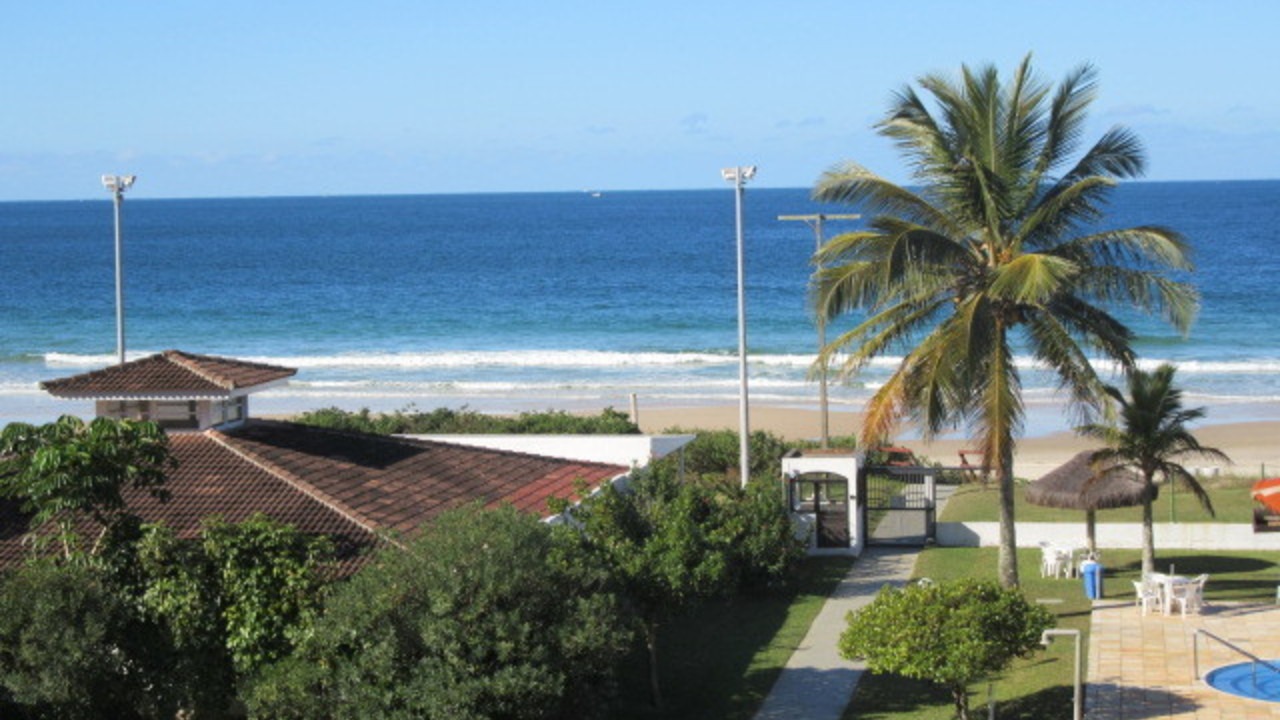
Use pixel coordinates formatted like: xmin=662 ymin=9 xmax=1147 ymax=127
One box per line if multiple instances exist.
xmin=811 ymin=56 xmax=1198 ymax=587
xmin=1079 ymin=364 xmax=1227 ymax=576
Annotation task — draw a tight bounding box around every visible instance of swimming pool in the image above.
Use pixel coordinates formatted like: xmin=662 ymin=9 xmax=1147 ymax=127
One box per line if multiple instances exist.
xmin=1205 ymin=660 xmax=1280 ymax=702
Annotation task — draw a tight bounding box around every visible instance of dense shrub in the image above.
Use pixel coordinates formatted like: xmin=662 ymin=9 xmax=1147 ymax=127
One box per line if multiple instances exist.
xmin=248 ymin=505 xmax=630 ymax=720
xmin=838 ymin=579 xmax=1054 ymax=720
xmin=663 ymin=428 xmax=790 ymax=482
xmin=0 ymin=562 xmax=171 ymax=720
xmin=714 ymin=479 xmax=808 ymax=590
xmin=293 ymin=405 xmax=640 ymax=435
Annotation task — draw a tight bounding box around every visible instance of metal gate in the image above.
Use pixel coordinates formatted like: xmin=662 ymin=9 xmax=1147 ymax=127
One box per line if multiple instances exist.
xmin=859 ymin=465 xmax=938 ymax=546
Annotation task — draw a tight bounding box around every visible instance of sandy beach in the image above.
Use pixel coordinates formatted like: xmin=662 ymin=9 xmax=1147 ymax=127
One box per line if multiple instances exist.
xmin=634 ymin=403 xmax=1280 ymax=480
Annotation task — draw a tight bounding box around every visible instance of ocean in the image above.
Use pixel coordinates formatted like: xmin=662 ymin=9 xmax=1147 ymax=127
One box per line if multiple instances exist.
xmin=2 ymin=181 xmax=1279 ymax=437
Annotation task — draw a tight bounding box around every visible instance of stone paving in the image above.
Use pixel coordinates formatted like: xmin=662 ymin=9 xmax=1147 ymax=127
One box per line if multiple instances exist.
xmin=1088 ymin=599 xmax=1280 ymax=719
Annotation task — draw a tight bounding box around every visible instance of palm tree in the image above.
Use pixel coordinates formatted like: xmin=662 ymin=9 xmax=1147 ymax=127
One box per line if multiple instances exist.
xmin=1079 ymin=364 xmax=1227 ymax=576
xmin=810 ymin=56 xmax=1198 ymax=587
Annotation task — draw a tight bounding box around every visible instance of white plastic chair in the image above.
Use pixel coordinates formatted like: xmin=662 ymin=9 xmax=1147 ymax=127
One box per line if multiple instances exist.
xmin=1169 ymin=574 xmax=1209 ymax=618
xmin=1133 ymin=578 xmax=1163 ymax=615
xmin=1039 ymin=543 xmax=1063 ymax=578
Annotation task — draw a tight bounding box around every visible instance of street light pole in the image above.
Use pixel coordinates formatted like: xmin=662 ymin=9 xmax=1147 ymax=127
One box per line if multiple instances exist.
xmin=777 ymin=213 xmax=860 ymax=448
xmin=722 ymin=166 xmax=756 ymax=487
xmin=102 ymin=174 xmax=136 ymax=366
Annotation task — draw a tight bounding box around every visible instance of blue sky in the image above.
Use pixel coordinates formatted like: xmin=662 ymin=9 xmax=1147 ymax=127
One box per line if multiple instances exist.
xmin=3 ymin=1 xmax=1277 ymax=200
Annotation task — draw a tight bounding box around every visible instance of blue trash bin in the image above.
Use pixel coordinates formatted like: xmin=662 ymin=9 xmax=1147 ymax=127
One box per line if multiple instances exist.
xmin=1081 ymin=560 xmax=1103 ymax=599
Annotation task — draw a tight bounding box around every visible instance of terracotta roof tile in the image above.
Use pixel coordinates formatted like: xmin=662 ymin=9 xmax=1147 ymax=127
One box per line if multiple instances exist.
xmin=40 ymin=350 xmax=296 ymax=398
xmin=0 ymin=420 xmax=627 ymax=574
xmin=218 ymin=420 xmax=626 ymax=535
xmin=0 ymin=432 xmax=375 ymax=575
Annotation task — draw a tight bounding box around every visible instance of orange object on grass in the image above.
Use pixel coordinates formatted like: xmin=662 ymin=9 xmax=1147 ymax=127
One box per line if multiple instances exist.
xmin=1250 ymin=478 xmax=1280 ymax=515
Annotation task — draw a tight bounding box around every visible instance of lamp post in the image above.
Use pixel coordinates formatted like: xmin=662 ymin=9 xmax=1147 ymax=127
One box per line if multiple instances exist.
xmin=777 ymin=213 xmax=860 ymax=448
xmin=102 ymin=174 xmax=136 ymax=366
xmin=1040 ymin=629 xmax=1082 ymax=720
xmin=722 ymin=165 xmax=756 ymax=488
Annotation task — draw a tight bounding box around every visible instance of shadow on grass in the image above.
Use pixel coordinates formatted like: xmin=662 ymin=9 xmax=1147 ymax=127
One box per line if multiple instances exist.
xmin=612 ymin=556 xmax=854 ymax=720
xmin=1106 ymin=552 xmax=1279 ymax=601
xmin=843 ymin=672 xmax=953 ymax=719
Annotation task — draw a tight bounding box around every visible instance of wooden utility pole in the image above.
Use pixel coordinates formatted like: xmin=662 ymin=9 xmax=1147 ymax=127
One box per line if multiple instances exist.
xmin=778 ymin=213 xmax=860 ymax=448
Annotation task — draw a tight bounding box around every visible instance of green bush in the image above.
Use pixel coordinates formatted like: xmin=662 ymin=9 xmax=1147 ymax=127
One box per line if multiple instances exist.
xmin=248 ymin=505 xmax=631 ymax=720
xmin=0 ymin=562 xmax=171 ymax=720
xmin=838 ymin=579 xmax=1054 ymax=720
xmin=662 ymin=428 xmax=789 ymax=482
xmin=714 ymin=479 xmax=808 ymax=591
xmin=294 ymin=405 xmax=640 ymax=435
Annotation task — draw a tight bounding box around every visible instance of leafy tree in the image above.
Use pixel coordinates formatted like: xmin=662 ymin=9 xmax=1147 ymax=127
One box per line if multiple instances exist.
xmin=568 ymin=467 xmax=735 ymax=708
xmin=0 ymin=562 xmax=173 ymax=720
xmin=1079 ymin=364 xmax=1228 ymax=575
xmin=838 ymin=579 xmax=1054 ymax=720
xmin=248 ymin=505 xmax=630 ymax=720
xmin=811 ymin=56 xmax=1197 ymax=587
xmin=0 ymin=415 xmax=173 ymax=558
xmin=122 ymin=515 xmax=331 ymax=715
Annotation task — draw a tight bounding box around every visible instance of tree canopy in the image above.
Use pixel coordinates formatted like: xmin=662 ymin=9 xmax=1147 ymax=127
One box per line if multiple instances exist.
xmin=839 ymin=579 xmax=1054 ymax=720
xmin=812 ymin=55 xmax=1197 ymax=586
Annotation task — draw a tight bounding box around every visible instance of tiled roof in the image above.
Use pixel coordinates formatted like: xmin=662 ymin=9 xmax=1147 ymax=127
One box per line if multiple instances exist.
xmin=217 ymin=420 xmax=627 ymax=536
xmin=0 ymin=421 xmax=627 ymax=573
xmin=0 ymin=432 xmax=375 ymax=574
xmin=40 ymin=350 xmax=297 ymax=398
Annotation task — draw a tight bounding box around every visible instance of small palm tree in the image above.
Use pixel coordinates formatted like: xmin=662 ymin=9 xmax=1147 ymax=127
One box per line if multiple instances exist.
xmin=1079 ymin=364 xmax=1228 ymax=576
xmin=811 ymin=55 xmax=1198 ymax=587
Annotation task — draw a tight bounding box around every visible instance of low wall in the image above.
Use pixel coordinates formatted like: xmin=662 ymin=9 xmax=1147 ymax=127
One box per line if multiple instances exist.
xmin=937 ymin=521 xmax=1280 ymax=551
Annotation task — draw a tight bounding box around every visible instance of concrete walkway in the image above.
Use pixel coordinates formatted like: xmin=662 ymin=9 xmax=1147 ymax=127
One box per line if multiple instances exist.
xmin=753 ymin=546 xmax=921 ymax=720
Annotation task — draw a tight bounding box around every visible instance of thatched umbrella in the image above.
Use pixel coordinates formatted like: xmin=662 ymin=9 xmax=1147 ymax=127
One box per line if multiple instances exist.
xmin=1025 ymin=450 xmax=1151 ymax=551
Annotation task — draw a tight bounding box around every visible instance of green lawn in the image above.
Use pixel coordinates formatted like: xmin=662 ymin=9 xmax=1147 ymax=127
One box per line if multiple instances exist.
xmin=612 ymin=556 xmax=854 ymax=720
xmin=844 ymin=548 xmax=1088 ymax=720
xmin=844 ymin=546 xmax=1279 ymax=719
xmin=939 ymin=475 xmax=1260 ymax=524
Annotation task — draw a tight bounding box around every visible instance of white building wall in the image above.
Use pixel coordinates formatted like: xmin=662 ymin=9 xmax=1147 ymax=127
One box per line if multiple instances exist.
xmin=937 ymin=521 xmax=1280 ymax=550
xmin=402 ymin=434 xmax=695 ymax=468
xmin=782 ymin=454 xmax=862 ymax=556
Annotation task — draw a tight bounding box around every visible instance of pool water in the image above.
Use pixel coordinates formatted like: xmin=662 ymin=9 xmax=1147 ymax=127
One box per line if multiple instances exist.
xmin=1205 ymin=661 xmax=1280 ymax=702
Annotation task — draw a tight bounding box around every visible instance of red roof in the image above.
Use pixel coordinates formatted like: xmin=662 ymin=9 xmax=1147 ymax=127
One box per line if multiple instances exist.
xmin=0 ymin=420 xmax=627 ymax=573
xmin=40 ymin=350 xmax=296 ymax=399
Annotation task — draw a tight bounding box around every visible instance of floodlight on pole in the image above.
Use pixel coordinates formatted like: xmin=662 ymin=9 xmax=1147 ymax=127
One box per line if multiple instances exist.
xmin=777 ymin=213 xmax=860 ymax=447
xmin=102 ymin=174 xmax=136 ymax=366
xmin=722 ymin=165 xmax=756 ymax=487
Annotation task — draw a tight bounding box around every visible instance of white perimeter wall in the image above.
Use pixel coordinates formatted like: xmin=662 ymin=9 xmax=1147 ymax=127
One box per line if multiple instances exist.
xmin=938 ymin=521 xmax=1280 ymax=551
xmin=401 ymin=434 xmax=696 ymax=468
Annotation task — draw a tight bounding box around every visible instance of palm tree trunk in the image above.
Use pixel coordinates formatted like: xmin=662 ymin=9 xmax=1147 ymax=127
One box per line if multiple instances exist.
xmin=997 ymin=440 xmax=1019 ymax=588
xmin=1142 ymin=475 xmax=1156 ymax=576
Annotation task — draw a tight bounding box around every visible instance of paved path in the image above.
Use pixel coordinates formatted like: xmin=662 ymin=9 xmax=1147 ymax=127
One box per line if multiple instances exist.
xmin=753 ymin=546 xmax=921 ymax=720
xmin=1088 ymin=600 xmax=1280 ymax=719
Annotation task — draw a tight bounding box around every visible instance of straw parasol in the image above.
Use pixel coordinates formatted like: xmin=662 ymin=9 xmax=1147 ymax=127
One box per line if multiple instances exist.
xmin=1025 ymin=450 xmax=1151 ymax=551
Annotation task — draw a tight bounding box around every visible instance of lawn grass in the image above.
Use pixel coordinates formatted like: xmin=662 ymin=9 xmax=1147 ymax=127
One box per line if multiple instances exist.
xmin=939 ymin=475 xmax=1260 ymax=524
xmin=612 ymin=555 xmax=854 ymax=720
xmin=844 ymin=546 xmax=1280 ymax=719
xmin=844 ymin=547 xmax=1090 ymax=720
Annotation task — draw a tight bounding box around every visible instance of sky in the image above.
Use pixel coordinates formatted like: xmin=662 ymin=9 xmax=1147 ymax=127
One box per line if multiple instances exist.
xmin=3 ymin=1 xmax=1277 ymax=200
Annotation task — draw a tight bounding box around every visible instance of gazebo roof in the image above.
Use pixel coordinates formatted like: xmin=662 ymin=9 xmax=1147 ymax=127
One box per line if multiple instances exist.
xmin=1025 ymin=450 xmax=1152 ymax=511
xmin=40 ymin=350 xmax=297 ymax=400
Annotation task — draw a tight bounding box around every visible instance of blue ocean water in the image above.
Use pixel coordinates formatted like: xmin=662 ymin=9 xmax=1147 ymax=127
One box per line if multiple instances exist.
xmin=2 ymin=182 xmax=1279 ymax=435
